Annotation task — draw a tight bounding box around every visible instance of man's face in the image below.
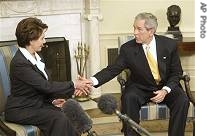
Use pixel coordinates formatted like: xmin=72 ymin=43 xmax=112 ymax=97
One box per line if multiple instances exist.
xmin=133 ymin=19 xmax=153 ymax=45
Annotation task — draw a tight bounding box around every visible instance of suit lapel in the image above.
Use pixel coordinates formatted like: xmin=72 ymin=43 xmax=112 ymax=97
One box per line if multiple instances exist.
xmin=155 ymin=36 xmax=167 ymax=80
xmin=32 ymin=64 xmax=48 ymax=80
xmin=17 ymin=50 xmax=48 ymax=80
xmin=134 ymin=43 xmax=155 ymax=83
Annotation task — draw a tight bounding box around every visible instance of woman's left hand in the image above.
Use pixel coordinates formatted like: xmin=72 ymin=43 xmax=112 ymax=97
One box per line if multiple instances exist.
xmin=52 ymin=98 xmax=66 ymax=107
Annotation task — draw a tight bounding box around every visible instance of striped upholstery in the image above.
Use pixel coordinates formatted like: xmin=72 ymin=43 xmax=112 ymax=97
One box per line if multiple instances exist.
xmin=3 ymin=122 xmax=40 ymax=136
xmin=139 ymin=102 xmax=194 ymax=120
xmin=118 ymin=36 xmax=195 ymax=121
xmin=0 ymin=42 xmax=40 ymax=136
xmin=0 ymin=44 xmax=18 ymax=113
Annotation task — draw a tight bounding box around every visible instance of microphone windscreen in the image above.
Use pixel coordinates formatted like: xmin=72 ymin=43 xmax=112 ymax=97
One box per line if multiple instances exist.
xmin=62 ymin=99 xmax=92 ymax=134
xmin=97 ymin=94 xmax=117 ymax=115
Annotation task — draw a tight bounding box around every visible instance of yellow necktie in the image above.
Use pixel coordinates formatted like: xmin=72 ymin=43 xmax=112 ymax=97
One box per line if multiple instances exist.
xmin=146 ymin=46 xmax=161 ymax=84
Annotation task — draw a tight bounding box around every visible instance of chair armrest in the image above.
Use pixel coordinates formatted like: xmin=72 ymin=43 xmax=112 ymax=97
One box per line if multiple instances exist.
xmin=180 ymin=73 xmax=195 ymax=106
xmin=117 ymin=69 xmax=131 ymax=91
xmin=117 ymin=75 xmax=126 ymax=90
xmin=0 ymin=119 xmax=16 ymax=136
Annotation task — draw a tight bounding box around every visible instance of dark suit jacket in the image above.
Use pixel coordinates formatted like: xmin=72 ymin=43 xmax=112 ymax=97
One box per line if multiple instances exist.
xmin=94 ymin=34 xmax=183 ymax=92
xmin=5 ymin=49 xmax=74 ymax=122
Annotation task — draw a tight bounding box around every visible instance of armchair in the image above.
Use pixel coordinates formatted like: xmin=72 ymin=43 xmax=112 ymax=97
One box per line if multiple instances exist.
xmin=0 ymin=37 xmax=71 ymax=136
xmin=117 ymin=35 xmax=195 ymax=134
xmin=0 ymin=41 xmax=40 ymax=136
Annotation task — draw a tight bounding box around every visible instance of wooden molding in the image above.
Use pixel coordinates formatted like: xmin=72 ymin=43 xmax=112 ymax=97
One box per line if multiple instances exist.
xmin=178 ymin=37 xmax=195 ymax=54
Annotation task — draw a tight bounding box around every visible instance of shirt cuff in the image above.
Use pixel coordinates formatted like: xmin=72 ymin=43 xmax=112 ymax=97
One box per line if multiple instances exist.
xmin=90 ymin=77 xmax=99 ymax=86
xmin=162 ymin=86 xmax=171 ymax=93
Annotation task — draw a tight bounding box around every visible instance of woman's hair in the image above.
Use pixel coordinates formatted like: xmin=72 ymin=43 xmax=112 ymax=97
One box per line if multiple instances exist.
xmin=15 ymin=17 xmax=48 ymax=48
xmin=135 ymin=12 xmax=158 ymax=32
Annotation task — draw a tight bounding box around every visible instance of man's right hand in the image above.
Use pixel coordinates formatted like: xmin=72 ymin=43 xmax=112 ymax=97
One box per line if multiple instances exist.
xmin=74 ymin=75 xmax=93 ymax=96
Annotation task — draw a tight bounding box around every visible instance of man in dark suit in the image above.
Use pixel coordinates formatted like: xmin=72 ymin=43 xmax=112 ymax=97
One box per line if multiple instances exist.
xmin=89 ymin=12 xmax=189 ymax=136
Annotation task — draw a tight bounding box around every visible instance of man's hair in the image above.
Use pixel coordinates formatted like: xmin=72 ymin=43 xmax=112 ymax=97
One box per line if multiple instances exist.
xmin=15 ymin=17 xmax=48 ymax=48
xmin=135 ymin=12 xmax=158 ymax=32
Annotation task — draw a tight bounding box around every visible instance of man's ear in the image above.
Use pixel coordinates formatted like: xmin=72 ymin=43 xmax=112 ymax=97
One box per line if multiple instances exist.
xmin=149 ymin=28 xmax=155 ymax=36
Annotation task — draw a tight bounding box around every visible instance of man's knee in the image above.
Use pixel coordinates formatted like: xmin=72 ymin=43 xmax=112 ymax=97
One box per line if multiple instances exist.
xmin=123 ymin=91 xmax=139 ymax=101
xmin=179 ymin=93 xmax=190 ymax=107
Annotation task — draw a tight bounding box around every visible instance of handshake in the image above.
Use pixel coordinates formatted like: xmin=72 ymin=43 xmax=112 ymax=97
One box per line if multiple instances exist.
xmin=74 ymin=75 xmax=93 ymax=97
xmin=52 ymin=75 xmax=93 ymax=108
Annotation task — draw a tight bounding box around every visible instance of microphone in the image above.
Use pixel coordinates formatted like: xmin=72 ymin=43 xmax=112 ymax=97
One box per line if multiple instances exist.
xmin=62 ymin=99 xmax=98 ymax=136
xmin=97 ymin=94 xmax=152 ymax=136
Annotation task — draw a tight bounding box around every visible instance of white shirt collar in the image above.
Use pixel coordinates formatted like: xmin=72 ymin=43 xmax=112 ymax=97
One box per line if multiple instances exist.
xmin=142 ymin=35 xmax=156 ymax=51
xmin=19 ymin=47 xmax=48 ymax=80
xmin=19 ymin=47 xmax=41 ymax=65
xmin=142 ymin=35 xmax=157 ymax=61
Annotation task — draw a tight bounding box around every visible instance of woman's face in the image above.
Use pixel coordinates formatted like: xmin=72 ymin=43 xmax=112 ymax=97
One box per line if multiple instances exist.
xmin=29 ymin=29 xmax=47 ymax=53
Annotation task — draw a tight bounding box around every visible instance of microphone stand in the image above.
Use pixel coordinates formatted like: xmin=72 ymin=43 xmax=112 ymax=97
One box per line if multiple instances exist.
xmin=115 ymin=110 xmax=152 ymax=136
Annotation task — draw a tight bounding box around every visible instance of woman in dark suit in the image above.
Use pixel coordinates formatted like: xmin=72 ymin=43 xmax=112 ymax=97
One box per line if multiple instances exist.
xmin=90 ymin=12 xmax=189 ymax=136
xmin=5 ymin=17 xmax=91 ymax=136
